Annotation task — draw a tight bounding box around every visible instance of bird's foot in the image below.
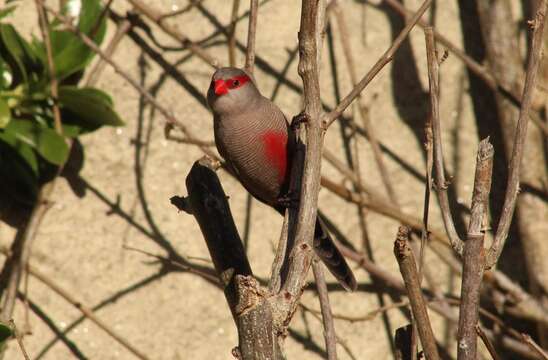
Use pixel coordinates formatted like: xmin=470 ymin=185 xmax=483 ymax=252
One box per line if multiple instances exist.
xmin=276 ymin=191 xmax=300 ymax=209
xmin=290 ymin=112 xmax=309 ymax=131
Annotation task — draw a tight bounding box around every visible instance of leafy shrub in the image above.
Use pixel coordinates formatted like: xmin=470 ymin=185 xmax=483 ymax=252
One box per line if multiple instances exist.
xmin=0 ymin=0 xmax=123 ymax=216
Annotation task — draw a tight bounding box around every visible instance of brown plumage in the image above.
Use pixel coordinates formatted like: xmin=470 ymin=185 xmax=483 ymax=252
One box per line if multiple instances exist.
xmin=207 ymin=67 xmax=357 ymax=291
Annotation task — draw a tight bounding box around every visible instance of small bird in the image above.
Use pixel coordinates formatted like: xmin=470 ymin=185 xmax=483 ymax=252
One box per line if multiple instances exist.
xmin=207 ymin=67 xmax=357 ymax=291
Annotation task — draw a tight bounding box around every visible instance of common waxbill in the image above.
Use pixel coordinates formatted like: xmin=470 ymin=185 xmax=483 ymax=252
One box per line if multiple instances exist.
xmin=207 ymin=67 xmax=357 ymax=291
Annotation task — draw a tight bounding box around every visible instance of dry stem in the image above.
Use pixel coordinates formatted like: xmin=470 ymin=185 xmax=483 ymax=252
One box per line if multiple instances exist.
xmin=312 ymin=261 xmax=338 ymax=360
xmin=394 ymin=226 xmax=440 ymax=360
xmin=456 ymin=139 xmax=494 ymax=360
xmin=244 ymin=0 xmax=258 ymax=73
xmin=486 ymin=0 xmax=548 ymax=267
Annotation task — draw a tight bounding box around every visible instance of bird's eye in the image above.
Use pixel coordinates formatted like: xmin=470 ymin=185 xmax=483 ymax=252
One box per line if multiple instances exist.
xmin=232 ymin=79 xmax=240 ymax=87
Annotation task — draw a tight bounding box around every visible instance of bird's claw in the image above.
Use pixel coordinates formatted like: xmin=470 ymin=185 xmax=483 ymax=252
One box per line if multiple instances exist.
xmin=290 ymin=112 xmax=309 ymax=131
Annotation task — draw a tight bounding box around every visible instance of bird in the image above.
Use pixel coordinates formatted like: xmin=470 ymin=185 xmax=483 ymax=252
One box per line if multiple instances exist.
xmin=206 ymin=67 xmax=357 ymax=291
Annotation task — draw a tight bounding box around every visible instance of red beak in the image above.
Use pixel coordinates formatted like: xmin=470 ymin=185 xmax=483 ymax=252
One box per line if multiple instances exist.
xmin=214 ymin=80 xmax=228 ymax=96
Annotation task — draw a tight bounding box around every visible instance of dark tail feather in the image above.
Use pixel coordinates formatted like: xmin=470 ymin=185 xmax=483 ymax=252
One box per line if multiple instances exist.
xmin=313 ymin=216 xmax=357 ymax=292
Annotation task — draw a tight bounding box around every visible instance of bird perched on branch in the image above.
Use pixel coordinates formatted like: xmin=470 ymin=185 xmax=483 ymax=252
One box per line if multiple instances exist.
xmin=207 ymin=67 xmax=356 ymax=291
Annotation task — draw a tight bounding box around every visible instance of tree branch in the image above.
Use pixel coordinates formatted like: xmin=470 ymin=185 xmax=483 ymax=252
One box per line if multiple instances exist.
xmin=277 ymin=0 xmax=327 ymax=321
xmin=323 ymin=0 xmax=432 ymax=126
xmin=394 ymin=226 xmax=440 ymax=360
xmin=179 ymin=158 xmax=280 ymax=359
xmin=456 ymin=139 xmax=494 ymax=360
xmin=312 ymin=261 xmax=338 ymax=360
xmin=425 ymin=26 xmax=464 ymax=255
xmin=486 ymin=0 xmax=547 ymax=267
xmin=244 ymin=0 xmax=258 ymax=73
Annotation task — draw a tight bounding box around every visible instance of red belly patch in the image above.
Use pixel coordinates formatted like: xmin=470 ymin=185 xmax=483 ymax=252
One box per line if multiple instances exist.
xmin=261 ymin=131 xmax=288 ymax=183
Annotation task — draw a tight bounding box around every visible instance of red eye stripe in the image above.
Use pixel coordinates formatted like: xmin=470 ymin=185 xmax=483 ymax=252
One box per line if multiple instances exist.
xmin=226 ymin=75 xmax=250 ymax=90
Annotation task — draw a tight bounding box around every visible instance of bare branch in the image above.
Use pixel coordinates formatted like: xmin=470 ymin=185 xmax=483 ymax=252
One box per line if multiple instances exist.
xmin=521 ymin=333 xmax=548 ymax=360
xmin=126 ymin=0 xmax=218 ymax=68
xmin=457 ymin=139 xmax=494 ymax=360
xmin=476 ymin=325 xmax=501 ymax=360
xmin=324 ymin=0 xmax=432 ymax=126
xmin=85 ymin=18 xmax=132 ymax=86
xmin=7 ymin=256 xmax=151 ymax=360
xmin=394 ymin=226 xmax=440 ymax=360
xmin=383 ymin=0 xmax=548 ymax=137
xmin=425 ymin=26 xmax=464 ymax=255
xmin=228 ymin=0 xmax=241 ymax=66
xmin=486 ymin=0 xmax=548 ymax=267
xmin=244 ymin=0 xmax=259 ymax=73
xmin=312 ymin=261 xmax=338 ymax=360
xmin=10 ymin=320 xmax=31 ymax=360
xmin=181 ymin=158 xmax=280 ymax=359
xmin=277 ymin=0 xmax=327 ymax=319
xmin=36 ymin=0 xmax=61 ymax=134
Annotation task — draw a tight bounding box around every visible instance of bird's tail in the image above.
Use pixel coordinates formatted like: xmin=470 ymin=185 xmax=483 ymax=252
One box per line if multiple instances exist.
xmin=313 ymin=215 xmax=357 ymax=291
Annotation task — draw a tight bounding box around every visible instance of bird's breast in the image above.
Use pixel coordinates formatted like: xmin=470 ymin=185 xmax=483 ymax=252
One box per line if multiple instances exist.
xmin=214 ymin=114 xmax=289 ymax=204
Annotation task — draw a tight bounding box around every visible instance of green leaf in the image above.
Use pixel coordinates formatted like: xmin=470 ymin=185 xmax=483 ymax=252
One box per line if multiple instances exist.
xmin=0 ymin=321 xmax=13 ymax=342
xmin=51 ymin=0 xmax=107 ymax=80
xmin=5 ymin=119 xmax=68 ymax=165
xmin=0 ymin=24 xmax=27 ymax=85
xmin=0 ymin=134 xmax=39 ymax=206
xmin=59 ymin=86 xmax=124 ymax=127
xmin=0 ymin=24 xmax=41 ymax=86
xmin=0 ymin=129 xmax=38 ymax=173
xmin=0 ymin=5 xmax=17 ymax=20
xmin=0 ymin=98 xmax=10 ymax=128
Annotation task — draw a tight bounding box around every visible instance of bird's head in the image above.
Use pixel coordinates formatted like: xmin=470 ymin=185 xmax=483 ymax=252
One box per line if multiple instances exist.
xmin=207 ymin=67 xmax=260 ymax=115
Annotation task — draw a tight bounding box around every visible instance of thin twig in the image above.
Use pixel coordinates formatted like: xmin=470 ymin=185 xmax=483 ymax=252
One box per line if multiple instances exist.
xmin=301 ymin=300 xmax=409 ymax=323
xmin=521 ymin=333 xmax=548 ymax=360
xmin=383 ymin=0 xmax=548 ymax=136
xmin=486 ymin=0 xmax=547 ymax=267
xmin=36 ymin=0 xmax=62 ymax=134
xmin=394 ymin=226 xmax=440 ymax=360
xmin=328 ymin=1 xmax=398 ymax=206
xmin=312 ymin=261 xmax=338 ymax=360
xmin=9 ymin=320 xmax=30 ymax=360
xmin=122 ymin=245 xmax=218 ymax=283
xmin=228 ymin=0 xmax=241 ymax=66
xmin=419 ymin=109 xmax=434 ymax=280
xmin=13 ymin=259 xmax=150 ymax=360
xmin=86 ymin=18 xmax=132 ymax=87
xmin=0 ymin=1 xmax=62 ymax=323
xmin=244 ymin=0 xmax=258 ymax=73
xmin=476 ymin=325 xmax=501 ymax=360
xmin=157 ymin=0 xmax=205 ymax=20
xmin=425 ymin=26 xmax=464 ymax=255
xmin=126 ymin=0 xmax=218 ymax=68
xmin=324 ymin=0 xmax=432 ymax=126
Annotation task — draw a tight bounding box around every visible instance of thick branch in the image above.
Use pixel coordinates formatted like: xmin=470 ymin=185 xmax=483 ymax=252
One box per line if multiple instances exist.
xmin=179 ymin=158 xmax=280 ymax=359
xmin=277 ymin=0 xmax=326 ymax=319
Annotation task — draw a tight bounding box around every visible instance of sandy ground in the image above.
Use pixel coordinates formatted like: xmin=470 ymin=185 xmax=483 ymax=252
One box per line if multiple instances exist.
xmin=0 ymin=0 xmax=511 ymax=359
